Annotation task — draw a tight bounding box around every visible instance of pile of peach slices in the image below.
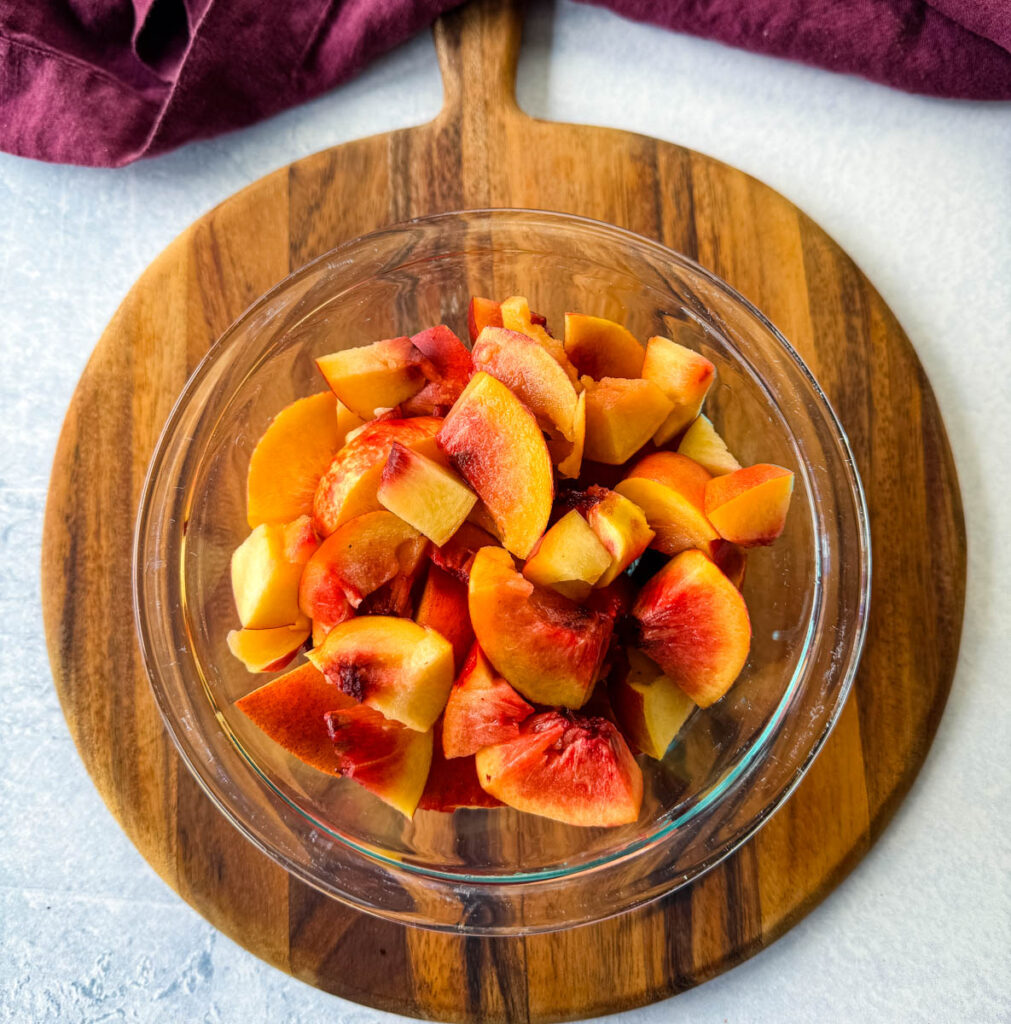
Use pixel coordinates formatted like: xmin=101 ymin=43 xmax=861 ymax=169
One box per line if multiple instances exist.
xmin=229 ymin=296 xmax=794 ymax=827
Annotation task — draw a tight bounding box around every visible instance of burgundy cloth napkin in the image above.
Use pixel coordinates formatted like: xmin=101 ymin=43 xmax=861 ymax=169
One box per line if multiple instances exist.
xmin=1 ymin=0 xmax=1009 ymax=168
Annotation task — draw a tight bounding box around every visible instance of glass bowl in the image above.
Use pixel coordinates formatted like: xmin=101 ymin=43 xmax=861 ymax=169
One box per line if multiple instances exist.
xmin=134 ymin=209 xmax=870 ymax=934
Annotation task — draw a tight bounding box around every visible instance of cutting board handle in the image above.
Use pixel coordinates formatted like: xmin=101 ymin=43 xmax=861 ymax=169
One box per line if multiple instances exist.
xmin=433 ymin=0 xmax=525 ymax=125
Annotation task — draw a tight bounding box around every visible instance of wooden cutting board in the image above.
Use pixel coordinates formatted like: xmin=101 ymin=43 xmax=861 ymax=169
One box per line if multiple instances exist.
xmin=41 ymin=1 xmax=966 ymax=1019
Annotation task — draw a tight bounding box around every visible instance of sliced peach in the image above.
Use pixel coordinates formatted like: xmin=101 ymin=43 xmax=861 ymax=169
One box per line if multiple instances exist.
xmin=554 ymin=390 xmax=586 ymax=479
xmin=442 ymin=645 xmax=534 ymax=759
xmin=631 ymin=550 xmax=751 ymax=707
xmin=227 ymin=622 xmax=311 ymax=673
xmin=563 ymin=313 xmax=644 ymax=380
xmin=558 ymin=485 xmax=654 ymax=587
xmin=377 ymin=442 xmax=477 ymax=546
xmin=416 ymin=565 xmax=474 ymax=673
xmin=236 ymin=662 xmax=355 ymax=774
xmin=475 ymin=711 xmax=642 ymax=827
xmin=677 ymin=413 xmax=741 ymax=476
xmin=307 ymin=616 xmax=454 ymax=731
xmin=430 ymin=522 xmax=500 ymax=582
xmin=402 ymin=325 xmax=473 ymax=415
xmin=325 ymin=705 xmax=433 ymax=818
xmin=472 ymin=326 xmax=580 ymax=442
xmin=610 ymin=648 xmax=695 ymax=759
xmin=581 ymin=376 xmax=673 ymax=465
xmin=704 ymin=464 xmax=795 ymax=546
xmin=316 ymin=336 xmax=427 ymax=420
xmin=522 ymin=509 xmax=612 ymax=601
xmin=467 ymin=296 xmax=503 ymax=342
xmin=468 ymin=547 xmax=612 ymax=708
xmin=232 ymin=522 xmax=314 ymax=629
xmin=499 ymin=295 xmax=578 ymax=383
xmin=246 ymin=392 xmax=342 ymax=528
xmin=615 ymin=452 xmax=721 ymax=557
xmin=419 ymin=720 xmax=501 ymax=811
xmin=640 ymin=335 xmax=716 ymax=445
xmin=313 ymin=416 xmax=441 ymax=535
xmin=437 ymin=372 xmax=553 ymax=559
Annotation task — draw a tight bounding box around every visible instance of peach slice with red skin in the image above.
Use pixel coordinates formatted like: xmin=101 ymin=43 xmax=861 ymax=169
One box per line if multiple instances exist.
xmin=563 ymin=313 xmax=645 ymax=380
xmin=236 ymin=662 xmax=356 ymax=774
xmin=522 ymin=509 xmax=612 ymax=601
xmin=316 ymin=336 xmax=428 ymax=420
xmin=631 ymin=549 xmax=751 ymax=707
xmin=580 ymin=376 xmax=673 ymax=465
xmin=307 ymin=616 xmax=455 ymax=731
xmin=325 ymin=706 xmax=433 ymax=818
xmin=472 ymin=326 xmax=580 ymax=443
xmin=377 ymin=442 xmax=477 ymax=546
xmin=232 ymin=519 xmax=318 ymax=629
xmin=442 ymin=645 xmax=534 ymax=759
xmin=429 ymin=522 xmax=499 ymax=582
xmin=640 ymin=335 xmax=716 ymax=445
xmin=499 ymin=295 xmax=578 ymax=383
xmin=419 ymin=719 xmax=501 ymax=810
xmin=468 ymin=546 xmax=612 ymax=708
xmin=677 ymin=413 xmax=741 ymax=476
xmin=704 ymin=464 xmax=795 ymax=546
xmin=227 ymin=622 xmax=311 ymax=673
xmin=610 ymin=648 xmax=695 ymax=759
xmin=475 ymin=711 xmax=643 ymax=826
xmin=467 ymin=296 xmax=503 ymax=341
xmin=246 ymin=392 xmax=343 ymax=528
xmin=402 ymin=325 xmax=474 ymax=415
xmin=437 ymin=372 xmax=553 ymax=560
xmin=313 ymin=416 xmax=442 ymax=535
xmin=615 ymin=451 xmax=721 ymax=557
xmin=557 ymin=485 xmax=654 ymax=587
xmin=415 ymin=564 xmax=474 ymax=673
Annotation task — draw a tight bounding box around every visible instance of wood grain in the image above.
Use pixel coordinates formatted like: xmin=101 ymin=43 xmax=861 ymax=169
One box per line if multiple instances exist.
xmin=41 ymin=1 xmax=965 ymax=1019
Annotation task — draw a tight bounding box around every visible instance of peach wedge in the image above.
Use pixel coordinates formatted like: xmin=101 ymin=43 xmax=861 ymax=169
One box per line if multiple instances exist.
xmin=402 ymin=324 xmax=473 ymax=415
xmin=232 ymin=519 xmax=317 ymax=629
xmin=378 ymin=442 xmax=477 ymax=546
xmin=563 ymin=313 xmax=644 ymax=380
xmin=704 ymin=464 xmax=795 ymax=547
xmin=581 ymin=376 xmax=673 ymax=465
xmin=677 ymin=413 xmax=741 ymax=476
xmin=522 ymin=509 xmax=612 ymax=601
xmin=316 ymin=336 xmax=427 ymax=419
xmin=499 ymin=295 xmax=578 ymax=383
xmin=641 ymin=335 xmax=716 ymax=445
xmin=468 ymin=546 xmax=612 ymax=708
xmin=475 ymin=711 xmax=642 ymax=827
xmin=415 ymin=564 xmax=475 ymax=673
xmin=615 ymin=452 xmax=721 ymax=557
xmin=313 ymin=416 xmax=442 ymax=535
xmin=307 ymin=616 xmax=454 ymax=731
xmin=437 ymin=372 xmax=553 ymax=559
xmin=631 ymin=550 xmax=751 ymax=708
xmin=467 ymin=296 xmax=503 ymax=341
xmin=246 ymin=392 xmax=343 ymax=528
xmin=227 ymin=622 xmax=311 ymax=673
xmin=610 ymin=648 xmax=695 ymax=759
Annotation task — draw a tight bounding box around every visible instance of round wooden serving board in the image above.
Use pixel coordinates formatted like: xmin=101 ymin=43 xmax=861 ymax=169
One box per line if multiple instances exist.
xmin=42 ymin=2 xmax=966 ymax=1019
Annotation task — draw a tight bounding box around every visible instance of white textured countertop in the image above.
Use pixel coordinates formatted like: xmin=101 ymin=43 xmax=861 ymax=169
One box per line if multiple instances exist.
xmin=2 ymin=2 xmax=1009 ymax=1021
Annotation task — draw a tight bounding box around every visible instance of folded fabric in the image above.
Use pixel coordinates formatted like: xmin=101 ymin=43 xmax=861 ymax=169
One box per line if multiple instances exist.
xmin=1 ymin=0 xmax=1008 ymax=168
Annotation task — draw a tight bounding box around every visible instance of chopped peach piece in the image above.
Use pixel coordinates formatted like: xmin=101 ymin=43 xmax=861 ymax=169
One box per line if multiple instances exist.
xmin=325 ymin=705 xmax=433 ymax=818
xmin=246 ymin=392 xmax=342 ymax=528
xmin=402 ymin=325 xmax=473 ymax=415
xmin=468 ymin=546 xmax=612 ymax=708
xmin=227 ymin=622 xmax=310 ymax=673
xmin=316 ymin=336 xmax=427 ymax=420
xmin=419 ymin=719 xmax=502 ymax=810
xmin=641 ymin=335 xmax=716 ymax=445
xmin=442 ymin=646 xmax=534 ymax=759
xmin=610 ymin=648 xmax=695 ymax=759
xmin=499 ymin=295 xmax=578 ymax=383
xmin=313 ymin=416 xmax=442 ymax=535
xmin=522 ymin=510 xmax=612 ymax=601
xmin=677 ymin=413 xmax=741 ymax=476
xmin=416 ymin=565 xmax=474 ymax=673
xmin=232 ymin=522 xmax=314 ymax=629
xmin=467 ymin=296 xmax=503 ymax=342
xmin=704 ymin=464 xmax=795 ymax=546
xmin=615 ymin=452 xmax=721 ymax=557
xmin=554 ymin=390 xmax=586 ymax=479
xmin=437 ymin=372 xmax=553 ymax=559
xmin=581 ymin=376 xmax=673 ymax=465
xmin=563 ymin=313 xmax=644 ymax=379
xmin=631 ymin=550 xmax=751 ymax=707
xmin=377 ymin=442 xmax=477 ymax=546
